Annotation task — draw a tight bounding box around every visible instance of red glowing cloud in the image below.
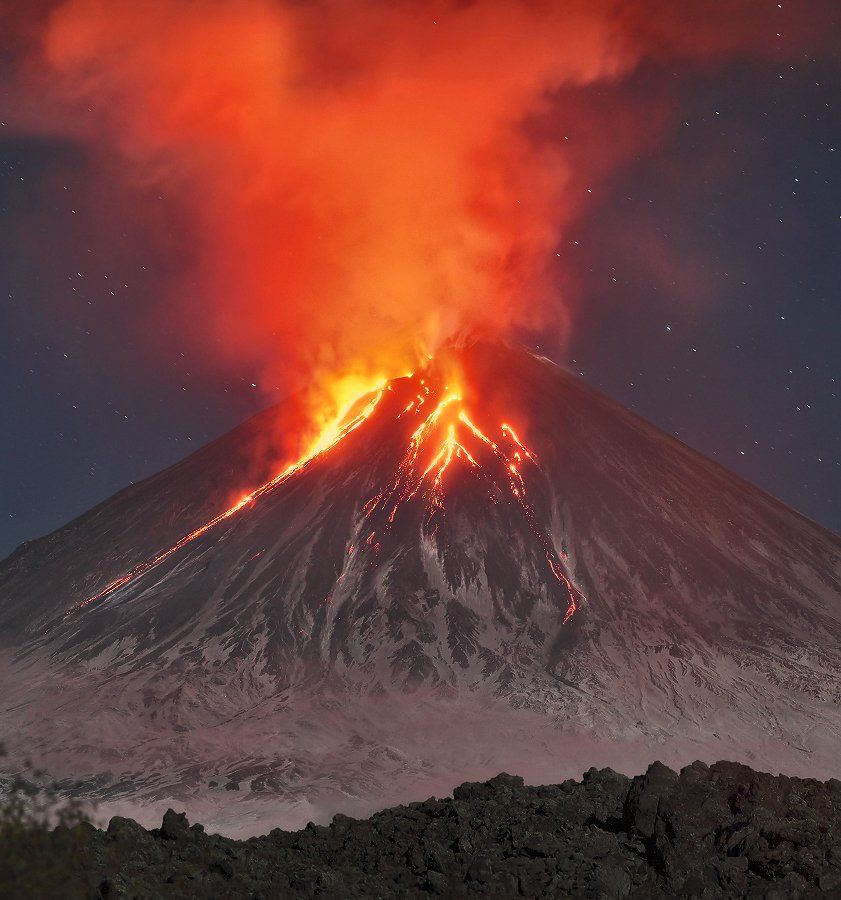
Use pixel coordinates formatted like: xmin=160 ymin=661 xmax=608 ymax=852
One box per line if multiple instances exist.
xmin=7 ymin=1 xmax=837 ymax=442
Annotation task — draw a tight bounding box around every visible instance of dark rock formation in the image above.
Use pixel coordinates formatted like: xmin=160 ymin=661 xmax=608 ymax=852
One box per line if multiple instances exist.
xmin=3 ymin=759 xmax=841 ymax=898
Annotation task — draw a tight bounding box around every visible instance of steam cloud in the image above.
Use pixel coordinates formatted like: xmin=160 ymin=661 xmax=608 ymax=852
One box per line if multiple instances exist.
xmin=5 ymin=0 xmax=836 ymax=447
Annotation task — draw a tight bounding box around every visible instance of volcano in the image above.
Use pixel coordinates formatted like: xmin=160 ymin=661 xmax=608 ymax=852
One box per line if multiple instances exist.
xmin=1 ymin=342 xmax=840 ymax=836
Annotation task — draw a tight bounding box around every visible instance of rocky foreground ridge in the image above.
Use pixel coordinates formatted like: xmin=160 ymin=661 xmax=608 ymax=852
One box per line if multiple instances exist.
xmin=3 ymin=759 xmax=841 ymax=898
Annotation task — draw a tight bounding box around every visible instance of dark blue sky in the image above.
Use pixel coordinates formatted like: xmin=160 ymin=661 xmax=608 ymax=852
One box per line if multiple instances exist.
xmin=1 ymin=38 xmax=839 ymax=558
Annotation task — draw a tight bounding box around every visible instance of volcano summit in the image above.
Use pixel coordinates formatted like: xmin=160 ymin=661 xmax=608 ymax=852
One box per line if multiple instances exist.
xmin=1 ymin=342 xmax=840 ymax=835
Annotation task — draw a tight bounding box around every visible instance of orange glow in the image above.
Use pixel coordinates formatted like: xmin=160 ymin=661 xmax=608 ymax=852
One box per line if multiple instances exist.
xmin=300 ymin=375 xmax=388 ymax=459
xmin=41 ymin=0 xmax=616 ymax=416
xmin=75 ymin=365 xmax=580 ymax=625
xmin=74 ymin=384 xmax=385 ymax=612
xmin=29 ymin=0 xmax=701 ymax=439
xmin=6 ymin=0 xmax=831 ymax=486
xmin=501 ymin=424 xmax=537 ymax=463
xmin=361 ymin=372 xmax=581 ymax=622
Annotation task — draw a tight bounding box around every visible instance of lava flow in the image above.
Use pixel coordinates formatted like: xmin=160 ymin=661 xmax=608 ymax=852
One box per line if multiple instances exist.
xmin=362 ymin=376 xmax=580 ymax=623
xmin=72 ymin=386 xmax=386 ymax=613
xmin=74 ymin=365 xmax=580 ymax=625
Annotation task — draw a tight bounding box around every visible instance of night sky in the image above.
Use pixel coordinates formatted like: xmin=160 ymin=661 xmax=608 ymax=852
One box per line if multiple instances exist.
xmin=1 ymin=7 xmax=839 ymax=559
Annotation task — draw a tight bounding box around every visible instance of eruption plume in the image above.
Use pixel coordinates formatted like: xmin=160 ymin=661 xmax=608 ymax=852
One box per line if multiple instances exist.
xmin=6 ymin=0 xmax=834 ymax=451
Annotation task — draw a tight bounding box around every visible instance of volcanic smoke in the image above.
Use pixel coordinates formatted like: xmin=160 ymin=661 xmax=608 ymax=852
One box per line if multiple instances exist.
xmin=8 ymin=0 xmax=834 ymax=456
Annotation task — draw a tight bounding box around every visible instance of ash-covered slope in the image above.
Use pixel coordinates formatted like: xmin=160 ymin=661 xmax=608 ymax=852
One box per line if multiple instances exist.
xmin=1 ymin=342 xmax=840 ymax=835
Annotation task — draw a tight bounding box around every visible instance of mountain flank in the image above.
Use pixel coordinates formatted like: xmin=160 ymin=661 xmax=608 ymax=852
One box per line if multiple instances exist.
xmin=1 ymin=341 xmax=840 ymax=834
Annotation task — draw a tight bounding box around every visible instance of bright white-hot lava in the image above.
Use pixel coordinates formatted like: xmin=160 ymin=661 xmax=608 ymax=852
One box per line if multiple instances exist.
xmin=74 ymin=367 xmax=581 ymax=625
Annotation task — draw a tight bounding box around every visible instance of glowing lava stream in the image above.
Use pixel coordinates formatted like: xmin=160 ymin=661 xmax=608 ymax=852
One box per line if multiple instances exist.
xmin=73 ymin=387 xmax=386 ymax=613
xmin=75 ymin=372 xmax=580 ymax=626
xmin=362 ymin=390 xmax=580 ymax=623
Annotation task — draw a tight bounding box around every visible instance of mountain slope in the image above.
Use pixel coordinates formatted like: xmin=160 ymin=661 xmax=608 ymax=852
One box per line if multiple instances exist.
xmin=1 ymin=342 xmax=839 ymax=835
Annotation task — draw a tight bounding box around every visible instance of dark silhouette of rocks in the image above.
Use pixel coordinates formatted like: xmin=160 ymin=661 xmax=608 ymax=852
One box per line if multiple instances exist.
xmin=3 ymin=759 xmax=841 ymax=898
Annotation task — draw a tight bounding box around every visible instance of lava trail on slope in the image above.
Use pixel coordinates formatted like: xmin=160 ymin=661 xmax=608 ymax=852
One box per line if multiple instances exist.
xmin=71 ymin=359 xmax=582 ymax=625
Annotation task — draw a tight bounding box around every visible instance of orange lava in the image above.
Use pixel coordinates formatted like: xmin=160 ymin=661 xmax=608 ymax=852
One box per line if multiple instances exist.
xmin=73 ymin=386 xmax=385 ymax=613
xmin=362 ymin=376 xmax=580 ymax=623
xmin=76 ymin=370 xmax=579 ymax=626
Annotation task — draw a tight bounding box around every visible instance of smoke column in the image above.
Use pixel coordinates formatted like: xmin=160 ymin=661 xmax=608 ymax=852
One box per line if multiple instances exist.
xmin=6 ymin=0 xmax=836 ymax=450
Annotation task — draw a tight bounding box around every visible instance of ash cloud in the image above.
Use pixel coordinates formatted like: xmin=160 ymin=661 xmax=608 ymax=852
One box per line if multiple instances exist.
xmin=4 ymin=0 xmax=836 ymax=450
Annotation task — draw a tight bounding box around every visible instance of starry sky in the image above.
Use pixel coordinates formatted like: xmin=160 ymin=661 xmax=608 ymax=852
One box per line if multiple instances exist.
xmin=1 ymin=13 xmax=839 ymax=558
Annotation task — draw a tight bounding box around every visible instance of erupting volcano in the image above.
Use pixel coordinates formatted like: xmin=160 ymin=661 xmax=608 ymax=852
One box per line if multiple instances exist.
xmin=1 ymin=342 xmax=840 ymax=836
xmin=74 ymin=359 xmax=581 ymax=627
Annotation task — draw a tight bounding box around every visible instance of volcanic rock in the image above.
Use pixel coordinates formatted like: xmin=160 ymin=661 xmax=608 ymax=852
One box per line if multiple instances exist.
xmin=3 ymin=761 xmax=841 ymax=898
